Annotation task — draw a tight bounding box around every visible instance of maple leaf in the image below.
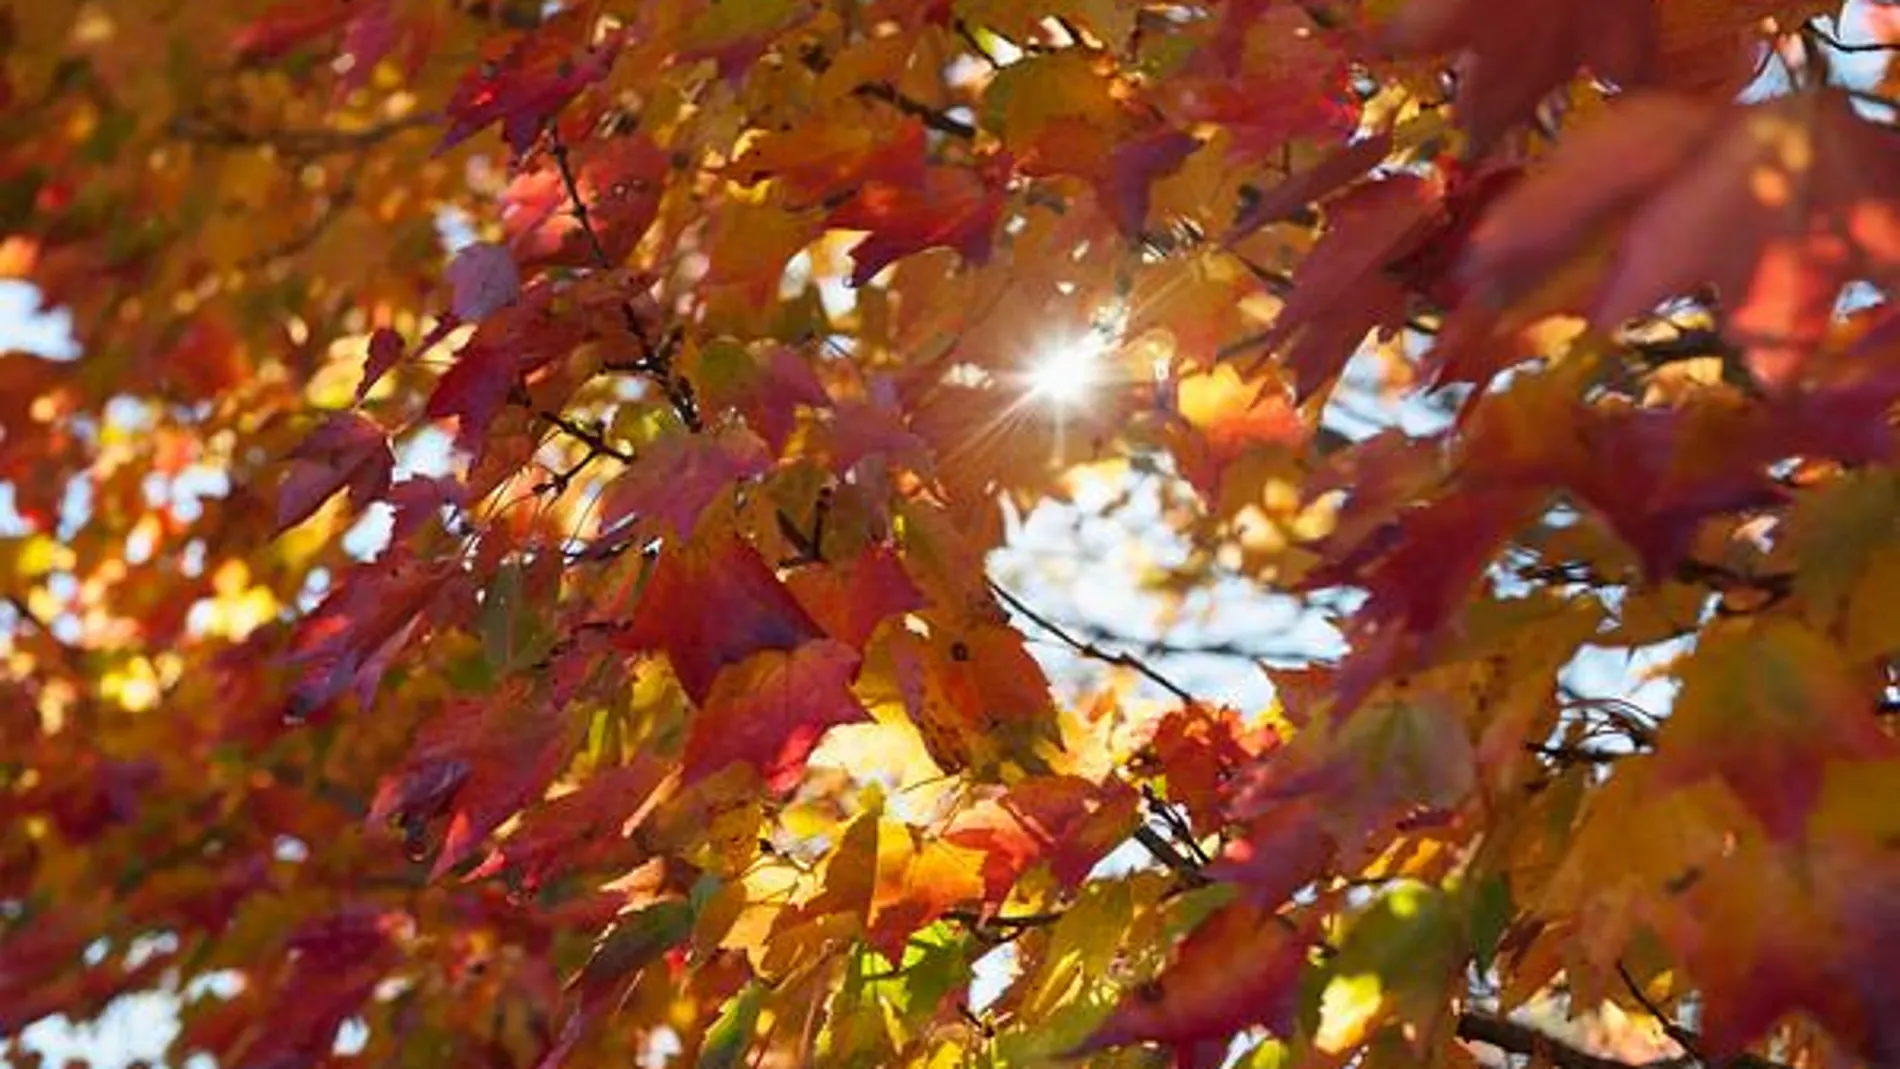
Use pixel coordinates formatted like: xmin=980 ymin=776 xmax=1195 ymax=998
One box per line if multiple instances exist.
xmin=278 ymin=552 xmax=455 ymax=720
xmin=1075 ymin=900 xmax=1313 ymax=1057
xmin=684 ymin=639 xmax=871 ymax=793
xmin=446 ymin=241 xmax=522 ymax=321
xmin=181 ymin=906 xmax=403 ymax=1069
xmin=943 ymin=775 xmax=1140 ymax=900
xmin=439 ymin=20 xmax=623 ymax=158
xmin=229 ymin=1 xmax=356 ymax=63
xmin=734 ymin=110 xmax=929 ymax=211
xmin=1171 ymin=3 xmax=1356 ymax=162
xmin=1654 ymin=619 xmax=1894 ymax=839
xmin=355 ymin=326 xmax=405 ymax=401
xmin=385 ymin=472 xmax=468 ymax=545
xmin=1227 ymin=131 xmax=1394 ymax=240
xmin=1098 ymin=128 xmax=1203 ymax=238
xmin=1141 ymin=704 xmax=1277 ymax=835
xmin=1386 ymin=0 xmax=1659 ymax=150
xmin=597 ymin=426 xmax=771 ymax=540
xmin=619 ymin=532 xmax=826 ymax=703
xmin=1210 ymin=799 xmax=1338 ymax=911
xmin=1467 ymin=89 xmax=1900 ymax=386
xmin=423 ymin=281 xmax=586 ymax=453
xmin=1164 ymin=363 xmax=1307 ymax=501
xmin=274 ymin=411 xmax=394 ymax=533
xmin=370 ymin=678 xmax=581 ymax=878
xmin=333 ymin=0 xmax=418 ymax=101
xmin=1255 ymin=175 xmax=1438 ymax=401
xmin=504 ymin=135 xmax=670 ymax=267
xmin=1654 ymin=834 xmax=1863 ymax=1058
xmin=829 ymin=160 xmax=1010 ymax=286
xmin=685 ymin=341 xmax=832 ymax=453
xmin=426 ymin=340 xmax=522 ymax=451
xmin=785 ymin=544 xmax=926 ymax=648
xmin=469 ymin=757 xmax=674 ymax=891
xmin=1302 ymin=484 xmax=1545 ymax=708
xmin=814 ymin=398 xmax=931 ymax=472
xmin=676 ymin=0 xmax=816 ymax=83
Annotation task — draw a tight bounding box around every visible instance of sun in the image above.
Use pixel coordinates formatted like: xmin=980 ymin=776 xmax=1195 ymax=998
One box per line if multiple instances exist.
xmin=1024 ymin=333 xmax=1107 ymax=408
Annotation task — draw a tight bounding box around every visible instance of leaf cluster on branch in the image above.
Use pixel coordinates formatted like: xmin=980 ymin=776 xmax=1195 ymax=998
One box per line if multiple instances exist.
xmin=7 ymin=2 xmax=1900 ymax=1068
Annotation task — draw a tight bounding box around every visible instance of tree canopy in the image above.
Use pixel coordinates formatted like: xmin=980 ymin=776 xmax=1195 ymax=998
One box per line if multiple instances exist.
xmin=8 ymin=2 xmax=1900 ymax=1067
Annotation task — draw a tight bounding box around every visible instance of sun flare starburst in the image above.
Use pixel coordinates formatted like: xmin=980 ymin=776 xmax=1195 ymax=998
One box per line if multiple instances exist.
xmin=1024 ymin=333 xmax=1108 ymax=408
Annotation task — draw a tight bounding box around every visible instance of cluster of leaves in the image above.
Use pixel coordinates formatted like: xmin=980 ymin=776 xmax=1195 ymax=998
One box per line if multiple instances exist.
xmin=7 ymin=1 xmax=1900 ymax=1068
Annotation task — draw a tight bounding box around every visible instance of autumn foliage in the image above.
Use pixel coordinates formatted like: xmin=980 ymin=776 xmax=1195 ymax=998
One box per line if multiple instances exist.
xmin=12 ymin=1 xmax=1900 ymax=1067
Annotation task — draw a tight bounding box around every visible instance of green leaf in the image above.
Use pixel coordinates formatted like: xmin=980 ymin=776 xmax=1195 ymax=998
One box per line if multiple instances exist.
xmin=697 ymin=982 xmax=764 ymax=1069
xmin=1467 ymin=874 xmax=1512 ymax=975
xmin=576 ymin=900 xmax=695 ymax=999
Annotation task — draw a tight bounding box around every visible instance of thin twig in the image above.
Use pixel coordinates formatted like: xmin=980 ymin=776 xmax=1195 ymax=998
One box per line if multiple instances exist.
xmin=1457 ymin=1013 xmax=1671 ymax=1069
xmin=850 ymin=83 xmax=980 ymax=139
xmin=1142 ymin=784 xmax=1214 ymax=866
xmin=797 ymin=44 xmax=978 ymax=139
xmin=168 ymin=111 xmax=439 ymax=158
xmin=544 ymin=126 xmax=703 ymax=431
xmin=1054 ymin=616 xmax=1306 ymax=665
xmin=1617 ymin=961 xmax=1707 ymax=1063
xmin=986 ymin=579 xmax=1199 ymax=704
xmin=1803 ymin=18 xmax=1900 ymax=54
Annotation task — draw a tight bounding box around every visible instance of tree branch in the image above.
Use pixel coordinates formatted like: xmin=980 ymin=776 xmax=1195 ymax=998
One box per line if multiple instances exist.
xmin=850 ymin=83 xmax=980 ymax=139
xmin=1457 ymin=1010 xmax=1793 ymax=1069
xmin=168 ymin=112 xmax=438 ymax=158
xmin=545 ymin=126 xmax=703 ymax=432
xmin=797 ymin=44 xmax=978 ymax=140
xmin=987 ymin=578 xmax=1200 ymax=705
xmin=1457 ymin=1012 xmax=1661 ymax=1069
xmin=1051 ymin=616 xmax=1307 ymax=665
xmin=1803 ymin=18 xmax=1900 ymax=54
xmin=1130 ymin=823 xmax=1209 ymax=884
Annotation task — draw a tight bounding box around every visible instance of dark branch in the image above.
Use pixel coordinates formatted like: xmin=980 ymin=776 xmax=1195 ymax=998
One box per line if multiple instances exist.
xmin=1803 ymin=18 xmax=1900 ymax=54
xmin=1130 ymin=823 xmax=1209 ymax=884
xmin=545 ymin=126 xmax=703 ymax=431
xmin=168 ymin=112 xmax=438 ymax=158
xmin=850 ymin=83 xmax=980 ymax=139
xmin=1457 ymin=1011 xmax=1793 ymax=1069
xmin=1053 ymin=616 xmax=1307 ymax=665
xmin=987 ymin=578 xmax=1200 ymax=704
xmin=1457 ymin=1012 xmax=1662 ymax=1069
xmin=1618 ymin=961 xmax=1707 ymax=1063
xmin=797 ymin=44 xmax=978 ymax=140
xmin=534 ymin=408 xmax=635 ymax=483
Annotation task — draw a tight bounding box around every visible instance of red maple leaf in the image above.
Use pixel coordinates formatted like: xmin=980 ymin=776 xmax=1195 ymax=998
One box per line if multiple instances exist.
xmin=785 ymin=544 xmax=927 ymax=648
xmin=279 ymin=553 xmax=456 ymax=720
xmin=684 ymin=639 xmax=870 ymax=792
xmin=439 ymin=21 xmax=624 ymax=158
xmin=829 ymin=159 xmax=1010 ymax=286
xmin=275 ymin=412 xmax=394 ymax=534
xmin=944 ymin=775 xmax=1140 ymax=900
xmin=1255 ymin=175 xmax=1438 ymax=400
xmin=598 ymin=427 xmax=771 ymax=541
xmin=1386 ymin=0 xmax=1658 ymax=150
xmin=1465 ymin=89 xmax=1900 ymax=387
xmin=1075 ymin=901 xmax=1314 ymax=1059
xmin=230 ymin=0 xmax=357 ymax=62
xmin=468 ymin=756 xmax=674 ymax=892
xmin=369 ymin=677 xmax=582 ymax=879
xmin=504 ymin=135 xmax=671 ymax=268
xmin=619 ymin=533 xmax=826 ymax=703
